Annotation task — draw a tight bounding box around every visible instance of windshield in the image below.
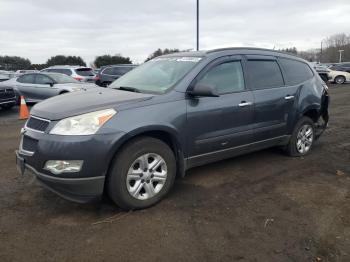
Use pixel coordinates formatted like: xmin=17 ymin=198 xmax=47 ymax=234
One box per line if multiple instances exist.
xmin=46 ymin=73 xmax=79 ymax=83
xmin=109 ymin=57 xmax=202 ymax=93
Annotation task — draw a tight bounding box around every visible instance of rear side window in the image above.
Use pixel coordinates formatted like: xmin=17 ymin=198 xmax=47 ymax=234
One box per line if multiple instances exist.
xmin=279 ymin=58 xmax=314 ymax=85
xmin=246 ymin=60 xmax=284 ymax=89
xmin=197 ymin=61 xmax=245 ymax=94
xmin=102 ymin=67 xmax=114 ymax=75
xmin=113 ymin=67 xmax=133 ymax=75
xmin=103 ymin=67 xmax=133 ymax=75
xmin=75 ymin=68 xmax=94 ymax=76
xmin=17 ymin=74 xmax=35 ymax=84
xmin=47 ymin=69 xmax=72 ymax=76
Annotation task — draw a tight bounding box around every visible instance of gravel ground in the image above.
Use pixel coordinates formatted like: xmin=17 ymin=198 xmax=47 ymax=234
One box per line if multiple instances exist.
xmin=0 ymin=85 xmax=349 ymax=262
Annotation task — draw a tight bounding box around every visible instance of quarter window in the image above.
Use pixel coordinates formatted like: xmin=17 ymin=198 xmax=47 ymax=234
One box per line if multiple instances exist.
xmin=279 ymin=58 xmax=314 ymax=85
xmin=197 ymin=61 xmax=245 ymax=94
xmin=246 ymin=60 xmax=284 ymax=89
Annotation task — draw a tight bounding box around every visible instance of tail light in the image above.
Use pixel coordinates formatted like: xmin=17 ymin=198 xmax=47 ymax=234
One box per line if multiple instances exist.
xmin=74 ymin=76 xmax=83 ymax=81
xmin=94 ymin=75 xmax=99 ymax=81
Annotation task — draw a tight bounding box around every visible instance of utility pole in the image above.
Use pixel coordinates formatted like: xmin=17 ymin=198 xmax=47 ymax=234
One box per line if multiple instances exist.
xmin=320 ymin=41 xmax=323 ymax=63
xmin=196 ymin=0 xmax=199 ymax=51
xmin=338 ymin=50 xmax=344 ymax=63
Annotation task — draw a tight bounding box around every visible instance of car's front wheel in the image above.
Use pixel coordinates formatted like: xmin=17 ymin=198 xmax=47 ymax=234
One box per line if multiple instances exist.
xmin=107 ymin=137 xmax=176 ymax=210
xmin=286 ymin=117 xmax=315 ymax=156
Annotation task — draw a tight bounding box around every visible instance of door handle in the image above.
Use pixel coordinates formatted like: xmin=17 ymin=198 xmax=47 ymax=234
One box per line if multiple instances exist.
xmin=238 ymin=101 xmax=253 ymax=107
xmin=285 ymin=95 xmax=295 ymax=100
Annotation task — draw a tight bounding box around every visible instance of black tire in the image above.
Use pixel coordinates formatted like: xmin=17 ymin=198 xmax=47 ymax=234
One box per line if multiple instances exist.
xmin=107 ymin=137 xmax=176 ymax=210
xmin=334 ymin=75 xmax=345 ymax=85
xmin=286 ymin=117 xmax=315 ymax=157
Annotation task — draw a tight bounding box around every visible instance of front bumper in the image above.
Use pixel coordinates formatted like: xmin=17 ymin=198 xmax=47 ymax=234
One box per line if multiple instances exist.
xmin=16 ymin=125 xmax=126 ymax=203
xmin=0 ymin=98 xmax=16 ymax=106
xmin=16 ymin=151 xmax=105 ymax=202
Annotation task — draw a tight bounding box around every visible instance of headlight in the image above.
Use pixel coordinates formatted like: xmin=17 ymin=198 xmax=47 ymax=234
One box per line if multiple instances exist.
xmin=72 ymin=87 xmax=82 ymax=91
xmin=50 ymin=109 xmax=117 ymax=135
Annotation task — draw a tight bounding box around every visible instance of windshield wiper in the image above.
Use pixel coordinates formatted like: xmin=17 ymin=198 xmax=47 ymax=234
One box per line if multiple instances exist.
xmin=117 ymin=86 xmax=141 ymax=93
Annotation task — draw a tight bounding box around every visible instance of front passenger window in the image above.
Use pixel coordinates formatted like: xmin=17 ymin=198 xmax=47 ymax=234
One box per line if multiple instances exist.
xmin=36 ymin=75 xmax=53 ymax=85
xmin=197 ymin=61 xmax=245 ymax=94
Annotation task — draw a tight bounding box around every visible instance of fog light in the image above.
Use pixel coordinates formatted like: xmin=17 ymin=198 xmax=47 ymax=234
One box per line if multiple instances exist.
xmin=44 ymin=160 xmax=83 ymax=175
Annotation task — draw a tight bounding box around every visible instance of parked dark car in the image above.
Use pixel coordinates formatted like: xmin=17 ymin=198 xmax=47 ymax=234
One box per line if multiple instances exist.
xmin=95 ymin=64 xmax=136 ymax=87
xmin=0 ymin=85 xmax=16 ymax=110
xmin=16 ymin=48 xmax=329 ymax=210
xmin=330 ymin=63 xmax=350 ymax=73
xmin=0 ymin=72 xmax=96 ymax=103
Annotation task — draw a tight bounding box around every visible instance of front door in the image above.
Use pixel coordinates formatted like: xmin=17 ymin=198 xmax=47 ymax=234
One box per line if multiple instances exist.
xmin=186 ymin=56 xmax=254 ymax=167
xmin=33 ymin=74 xmax=59 ymax=100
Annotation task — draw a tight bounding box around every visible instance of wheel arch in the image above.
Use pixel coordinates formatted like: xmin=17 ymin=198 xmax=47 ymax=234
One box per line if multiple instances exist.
xmin=107 ymin=126 xmax=186 ymax=182
xmin=302 ymin=107 xmax=320 ymax=123
xmin=59 ymin=90 xmax=69 ymax=94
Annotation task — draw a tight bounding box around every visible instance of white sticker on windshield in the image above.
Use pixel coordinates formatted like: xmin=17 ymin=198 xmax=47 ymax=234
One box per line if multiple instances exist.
xmin=152 ymin=57 xmax=202 ymax=63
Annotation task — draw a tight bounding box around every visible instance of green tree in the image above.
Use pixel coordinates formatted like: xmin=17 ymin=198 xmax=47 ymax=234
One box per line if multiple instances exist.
xmin=0 ymin=56 xmax=31 ymax=71
xmin=94 ymin=54 xmax=132 ymax=68
xmin=30 ymin=64 xmax=47 ymax=70
xmin=280 ymin=47 xmax=298 ymax=55
xmin=46 ymin=55 xmax=86 ymax=67
xmin=145 ymin=48 xmax=181 ymax=62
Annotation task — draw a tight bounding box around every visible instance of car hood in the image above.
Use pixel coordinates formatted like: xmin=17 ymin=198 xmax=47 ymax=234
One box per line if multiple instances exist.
xmin=31 ymin=87 xmax=154 ymax=120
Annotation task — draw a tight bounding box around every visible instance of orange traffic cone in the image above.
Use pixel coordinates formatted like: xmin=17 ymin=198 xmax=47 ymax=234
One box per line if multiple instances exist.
xmin=19 ymin=96 xmax=29 ymax=120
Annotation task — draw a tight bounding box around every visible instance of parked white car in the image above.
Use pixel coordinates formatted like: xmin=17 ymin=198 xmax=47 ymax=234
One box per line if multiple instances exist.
xmin=328 ymin=69 xmax=350 ymax=84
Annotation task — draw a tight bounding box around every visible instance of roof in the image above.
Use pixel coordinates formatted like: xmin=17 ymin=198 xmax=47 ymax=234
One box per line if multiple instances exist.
xmin=163 ymin=47 xmax=303 ymax=61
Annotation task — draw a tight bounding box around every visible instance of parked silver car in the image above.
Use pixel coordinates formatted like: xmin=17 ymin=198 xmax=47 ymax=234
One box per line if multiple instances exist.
xmin=0 ymin=72 xmax=97 ymax=103
xmin=41 ymin=65 xmax=96 ymax=83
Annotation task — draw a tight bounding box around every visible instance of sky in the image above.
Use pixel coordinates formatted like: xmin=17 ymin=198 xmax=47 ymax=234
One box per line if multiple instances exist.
xmin=0 ymin=0 xmax=349 ymax=65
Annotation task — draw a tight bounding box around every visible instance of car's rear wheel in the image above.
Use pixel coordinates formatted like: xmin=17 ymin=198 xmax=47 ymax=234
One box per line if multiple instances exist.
xmin=286 ymin=117 xmax=315 ymax=156
xmin=334 ymin=75 xmax=346 ymax=84
xmin=107 ymin=137 xmax=176 ymax=210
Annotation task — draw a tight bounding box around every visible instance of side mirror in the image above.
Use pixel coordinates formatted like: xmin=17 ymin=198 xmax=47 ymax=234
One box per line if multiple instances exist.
xmin=188 ymin=83 xmax=219 ymax=97
xmin=45 ymin=82 xmax=54 ymax=87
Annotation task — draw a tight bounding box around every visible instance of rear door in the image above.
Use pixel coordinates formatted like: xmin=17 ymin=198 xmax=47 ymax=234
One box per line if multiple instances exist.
xmin=278 ymin=57 xmax=316 ymax=131
xmin=186 ymin=56 xmax=255 ymax=165
xmin=245 ymin=56 xmax=298 ymax=142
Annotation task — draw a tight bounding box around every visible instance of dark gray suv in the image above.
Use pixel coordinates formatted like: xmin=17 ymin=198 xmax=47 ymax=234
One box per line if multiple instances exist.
xmin=16 ymin=48 xmax=329 ymax=210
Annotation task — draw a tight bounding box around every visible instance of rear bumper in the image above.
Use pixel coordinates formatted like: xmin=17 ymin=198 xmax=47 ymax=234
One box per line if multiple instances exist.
xmin=16 ymin=150 xmax=105 ymax=203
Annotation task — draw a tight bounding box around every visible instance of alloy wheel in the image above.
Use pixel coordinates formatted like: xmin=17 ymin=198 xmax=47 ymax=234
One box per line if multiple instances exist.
xmin=126 ymin=153 xmax=168 ymax=200
xmin=296 ymin=124 xmax=314 ymax=154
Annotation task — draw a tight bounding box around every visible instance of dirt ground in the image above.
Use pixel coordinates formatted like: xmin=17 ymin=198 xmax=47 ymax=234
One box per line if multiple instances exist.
xmin=0 ymin=85 xmax=349 ymax=262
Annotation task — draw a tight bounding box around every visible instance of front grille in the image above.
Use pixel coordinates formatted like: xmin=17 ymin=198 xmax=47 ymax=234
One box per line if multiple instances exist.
xmin=26 ymin=116 xmax=50 ymax=132
xmin=22 ymin=136 xmax=38 ymax=152
xmin=0 ymin=88 xmax=15 ymax=99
